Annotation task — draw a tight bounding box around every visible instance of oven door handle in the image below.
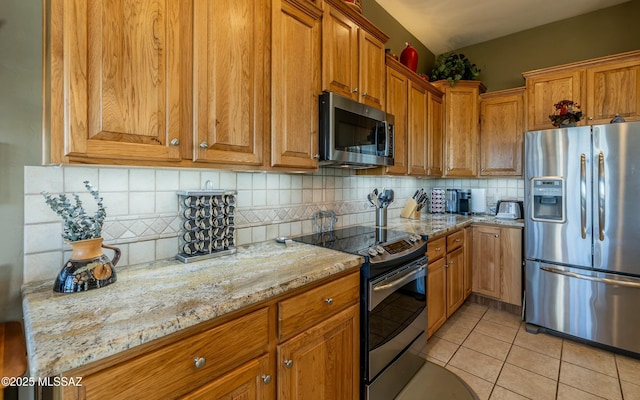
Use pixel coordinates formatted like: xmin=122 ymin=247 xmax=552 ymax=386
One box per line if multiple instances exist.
xmin=373 ymin=265 xmax=426 ymax=292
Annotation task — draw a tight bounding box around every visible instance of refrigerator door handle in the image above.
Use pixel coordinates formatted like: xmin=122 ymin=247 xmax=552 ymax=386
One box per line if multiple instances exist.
xmin=598 ymin=152 xmax=605 ymax=241
xmin=580 ymin=154 xmax=587 ymax=239
xmin=541 ymin=266 xmax=640 ymax=289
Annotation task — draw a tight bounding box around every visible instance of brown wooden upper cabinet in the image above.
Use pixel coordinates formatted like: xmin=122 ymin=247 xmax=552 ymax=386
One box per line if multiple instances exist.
xmin=322 ymin=0 xmax=388 ymax=110
xmin=193 ymin=0 xmax=269 ymax=166
xmin=479 ymin=87 xmax=525 ymax=176
xmin=45 ymin=0 xmax=187 ymax=164
xmin=432 ymin=80 xmax=486 ymax=178
xmin=270 ymin=0 xmax=323 ymax=169
xmin=383 ymin=56 xmax=443 ymax=177
xmin=523 ymin=50 xmax=640 ymax=131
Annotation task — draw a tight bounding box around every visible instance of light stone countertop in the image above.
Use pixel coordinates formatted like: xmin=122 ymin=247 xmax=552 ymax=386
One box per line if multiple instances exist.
xmin=385 ymin=213 xmax=524 ymax=239
xmin=21 ymin=240 xmax=363 ymax=378
xmin=21 ymin=213 xmax=522 ymax=378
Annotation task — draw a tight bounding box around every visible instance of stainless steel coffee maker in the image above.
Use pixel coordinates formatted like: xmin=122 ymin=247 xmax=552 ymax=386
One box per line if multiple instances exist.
xmin=457 ymin=190 xmax=472 ymax=215
xmin=445 ymin=189 xmax=458 ymax=213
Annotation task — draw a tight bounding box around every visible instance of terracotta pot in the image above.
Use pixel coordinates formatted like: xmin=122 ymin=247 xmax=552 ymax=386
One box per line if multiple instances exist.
xmin=400 ymin=43 xmax=418 ymax=73
xmin=54 ymin=238 xmax=120 ymax=293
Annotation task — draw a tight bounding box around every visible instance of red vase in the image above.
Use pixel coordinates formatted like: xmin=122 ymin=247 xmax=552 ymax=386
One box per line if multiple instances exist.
xmin=400 ymin=43 xmax=418 ymax=72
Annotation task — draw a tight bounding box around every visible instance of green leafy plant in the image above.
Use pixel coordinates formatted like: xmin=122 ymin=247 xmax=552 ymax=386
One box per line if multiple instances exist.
xmin=42 ymin=181 xmax=106 ymax=242
xmin=430 ymin=52 xmax=481 ymax=86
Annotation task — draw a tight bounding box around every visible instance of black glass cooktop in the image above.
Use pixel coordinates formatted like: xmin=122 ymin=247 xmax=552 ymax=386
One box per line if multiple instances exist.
xmin=292 ymin=225 xmax=410 ymax=255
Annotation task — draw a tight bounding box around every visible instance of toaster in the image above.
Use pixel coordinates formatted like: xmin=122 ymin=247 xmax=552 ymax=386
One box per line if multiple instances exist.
xmin=496 ymin=200 xmax=523 ymax=219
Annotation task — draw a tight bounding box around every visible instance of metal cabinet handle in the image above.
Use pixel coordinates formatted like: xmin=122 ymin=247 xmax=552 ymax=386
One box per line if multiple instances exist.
xmin=261 ymin=375 xmax=272 ymax=384
xmin=325 ymin=298 xmax=334 ymax=305
xmin=494 ymin=234 xmax=499 ymax=238
xmin=313 ymin=154 xmax=320 ymax=159
xmin=284 ymin=359 xmax=293 ymax=368
xmin=194 ymin=357 xmax=206 ymax=369
xmin=170 ymin=138 xmax=180 ymax=146
xmin=455 ymin=238 xmax=461 ymax=242
xmin=199 ymin=142 xmax=209 ymax=149
xmin=352 ymin=88 xmax=359 ymax=93
xmin=435 ymin=247 xmax=441 ymax=251
xmin=363 ymin=92 xmax=368 ymax=97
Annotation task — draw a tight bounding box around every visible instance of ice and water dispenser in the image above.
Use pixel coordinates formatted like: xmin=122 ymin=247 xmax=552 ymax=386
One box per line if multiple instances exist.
xmin=530 ymin=178 xmax=565 ymax=222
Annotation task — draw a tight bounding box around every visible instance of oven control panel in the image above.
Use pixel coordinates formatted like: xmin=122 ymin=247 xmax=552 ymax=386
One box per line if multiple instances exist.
xmin=362 ymin=234 xmax=426 ymax=265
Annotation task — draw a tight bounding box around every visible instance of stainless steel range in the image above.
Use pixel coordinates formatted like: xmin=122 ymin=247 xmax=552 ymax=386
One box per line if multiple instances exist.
xmin=294 ymin=226 xmax=428 ymax=400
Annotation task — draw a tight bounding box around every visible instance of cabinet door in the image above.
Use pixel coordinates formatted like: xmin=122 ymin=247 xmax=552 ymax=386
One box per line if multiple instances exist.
xmin=271 ymin=0 xmax=321 ymax=169
xmin=358 ymin=30 xmax=386 ymax=110
xmin=586 ymin=61 xmax=640 ymax=124
xmin=407 ymin=81 xmax=428 ymax=176
xmin=278 ymin=305 xmax=359 ymax=400
xmin=441 ymin=82 xmax=482 ymax=177
xmin=446 ymin=246 xmax=465 ymax=317
xmin=181 ymin=354 xmax=274 ymax=400
xmin=193 ymin=0 xmax=268 ymax=165
xmin=322 ymin=5 xmax=358 ymax=101
xmin=426 ymin=90 xmax=444 ymax=176
xmin=472 ymin=226 xmax=502 ymax=299
xmin=526 ymin=70 xmax=583 ymax=131
xmin=500 ymin=227 xmax=523 ymax=307
xmin=464 ymin=227 xmax=473 ymax=298
xmin=385 ymin=66 xmax=409 ymax=175
xmin=50 ymin=0 xmax=183 ymax=163
xmin=427 ymin=257 xmax=447 ymax=338
xmin=479 ymin=90 xmax=524 ymax=176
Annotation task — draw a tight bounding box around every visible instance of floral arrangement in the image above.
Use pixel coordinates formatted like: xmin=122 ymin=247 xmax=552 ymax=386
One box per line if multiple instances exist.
xmin=549 ymin=100 xmax=583 ymax=127
xmin=42 ymin=181 xmax=106 ymax=242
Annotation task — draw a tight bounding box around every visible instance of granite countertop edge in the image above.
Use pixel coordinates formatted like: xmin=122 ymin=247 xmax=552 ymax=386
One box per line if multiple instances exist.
xmin=21 ymin=213 xmax=522 ymax=378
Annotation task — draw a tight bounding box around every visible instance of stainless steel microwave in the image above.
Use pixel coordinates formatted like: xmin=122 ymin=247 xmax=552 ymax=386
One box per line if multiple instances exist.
xmin=319 ymin=92 xmax=394 ymax=168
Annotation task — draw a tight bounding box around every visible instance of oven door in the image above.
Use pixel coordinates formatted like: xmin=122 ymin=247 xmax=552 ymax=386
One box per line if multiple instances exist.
xmin=367 ymin=256 xmax=427 ymax=380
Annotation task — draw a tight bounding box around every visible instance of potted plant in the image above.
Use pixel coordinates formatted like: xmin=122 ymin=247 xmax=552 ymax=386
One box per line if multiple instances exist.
xmin=429 ymin=52 xmax=481 ymax=86
xmin=42 ymin=181 xmax=120 ymax=293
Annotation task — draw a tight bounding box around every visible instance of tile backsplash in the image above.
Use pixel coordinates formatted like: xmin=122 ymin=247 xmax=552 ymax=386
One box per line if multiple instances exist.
xmin=23 ymin=165 xmax=524 ymax=283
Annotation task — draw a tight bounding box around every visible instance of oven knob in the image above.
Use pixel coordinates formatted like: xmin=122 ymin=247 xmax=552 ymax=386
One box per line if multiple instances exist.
xmin=368 ymin=247 xmax=378 ymax=257
xmin=375 ymin=245 xmax=385 ymax=254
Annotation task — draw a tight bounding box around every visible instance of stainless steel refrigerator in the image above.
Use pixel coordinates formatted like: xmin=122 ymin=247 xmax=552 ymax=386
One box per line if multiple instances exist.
xmin=525 ymin=121 xmax=640 ymax=355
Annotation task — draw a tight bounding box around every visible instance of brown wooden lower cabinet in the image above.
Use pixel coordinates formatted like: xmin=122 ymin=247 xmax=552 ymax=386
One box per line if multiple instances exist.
xmin=427 ymin=224 xmax=523 ymax=338
xmin=472 ymin=225 xmax=523 ymax=306
xmin=58 ymin=271 xmax=360 ymax=400
xmin=426 ymin=228 xmax=469 ymax=338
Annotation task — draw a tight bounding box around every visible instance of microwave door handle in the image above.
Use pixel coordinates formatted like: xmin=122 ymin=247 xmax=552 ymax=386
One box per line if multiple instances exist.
xmin=580 ymin=154 xmax=587 ymax=239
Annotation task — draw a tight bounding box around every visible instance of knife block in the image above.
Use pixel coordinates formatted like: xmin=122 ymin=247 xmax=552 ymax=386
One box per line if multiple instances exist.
xmin=400 ymin=198 xmax=421 ymax=219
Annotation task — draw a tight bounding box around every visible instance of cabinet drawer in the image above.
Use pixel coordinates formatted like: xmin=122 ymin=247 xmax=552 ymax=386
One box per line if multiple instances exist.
xmin=447 ymin=229 xmax=465 ymax=252
xmin=70 ymin=308 xmax=269 ymax=400
xmin=427 ymin=237 xmax=446 ymax=262
xmin=278 ymin=272 xmax=359 ymax=340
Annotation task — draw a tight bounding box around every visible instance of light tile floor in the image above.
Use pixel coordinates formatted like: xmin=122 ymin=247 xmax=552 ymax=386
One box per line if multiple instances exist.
xmin=423 ymin=301 xmax=640 ymax=400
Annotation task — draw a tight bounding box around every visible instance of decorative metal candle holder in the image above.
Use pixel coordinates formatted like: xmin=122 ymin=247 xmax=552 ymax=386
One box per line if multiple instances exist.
xmin=176 ymin=186 xmax=237 ymax=263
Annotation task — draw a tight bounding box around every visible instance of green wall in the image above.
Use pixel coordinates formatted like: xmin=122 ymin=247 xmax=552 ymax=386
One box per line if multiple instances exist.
xmin=0 ymin=1 xmax=42 ymax=321
xmin=362 ymin=0 xmax=435 ymax=75
xmin=455 ymin=0 xmax=640 ymax=91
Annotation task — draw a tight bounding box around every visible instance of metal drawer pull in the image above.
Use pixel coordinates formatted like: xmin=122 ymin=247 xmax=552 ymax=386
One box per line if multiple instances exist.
xmin=435 ymin=247 xmax=441 ymax=251
xmin=325 ymin=298 xmax=334 ymax=305
xmin=455 ymin=238 xmax=461 ymax=242
xmin=261 ymin=375 xmax=272 ymax=384
xmin=541 ymin=267 xmax=640 ymax=289
xmin=194 ymin=357 xmax=206 ymax=369
xmin=284 ymin=359 xmax=293 ymax=368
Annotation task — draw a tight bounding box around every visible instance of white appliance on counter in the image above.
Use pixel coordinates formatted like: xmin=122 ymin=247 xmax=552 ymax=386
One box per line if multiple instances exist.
xmin=524 ymin=122 xmax=640 ymax=355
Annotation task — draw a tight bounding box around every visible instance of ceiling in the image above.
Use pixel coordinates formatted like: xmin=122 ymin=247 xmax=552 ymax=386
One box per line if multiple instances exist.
xmin=373 ymin=0 xmax=630 ymax=55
